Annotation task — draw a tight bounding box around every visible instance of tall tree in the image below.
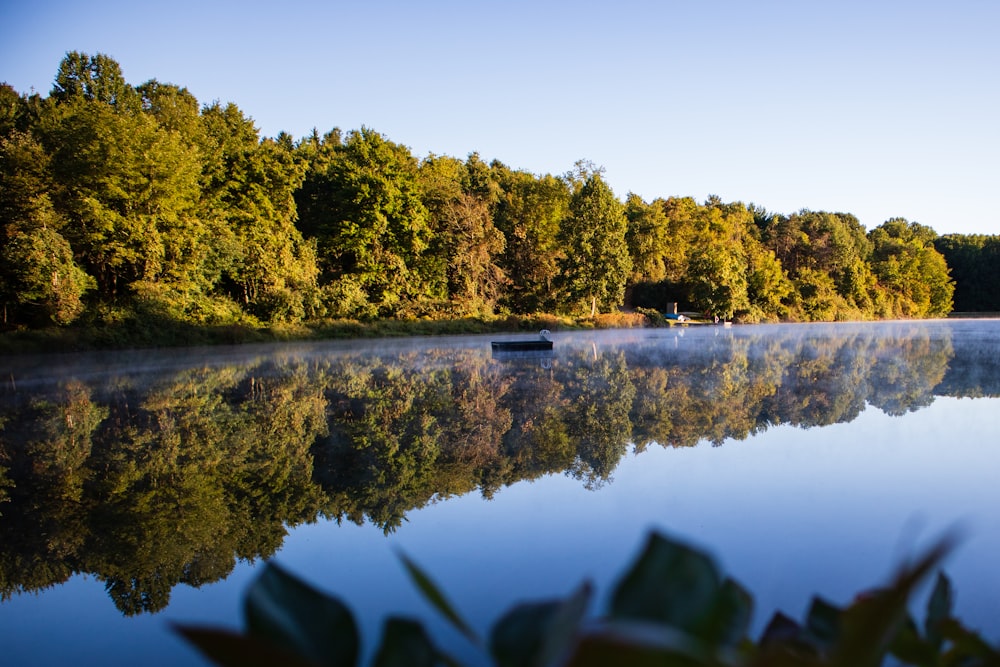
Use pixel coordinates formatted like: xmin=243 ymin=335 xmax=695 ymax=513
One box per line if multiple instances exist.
xmin=759 ymin=210 xmax=876 ymax=320
xmin=492 ymin=163 xmax=569 ymax=313
xmin=0 ymin=84 xmax=27 ymax=137
xmin=417 ymin=154 xmax=507 ymax=315
xmin=682 ymin=200 xmax=752 ymax=320
xmin=0 ymin=131 xmax=93 ymax=325
xmin=42 ymin=98 xmax=202 ymax=299
xmin=869 ymin=219 xmax=954 ymax=317
xmin=556 ymin=166 xmax=631 ymax=315
xmin=51 ymin=51 xmax=138 ymax=110
xmin=200 ymin=102 xmax=317 ymax=321
xmin=136 ymin=80 xmax=202 ymax=137
xmin=744 ymin=237 xmax=794 ymax=321
xmin=297 ymin=127 xmax=431 ymax=316
xmin=624 ymin=193 xmax=671 ymax=283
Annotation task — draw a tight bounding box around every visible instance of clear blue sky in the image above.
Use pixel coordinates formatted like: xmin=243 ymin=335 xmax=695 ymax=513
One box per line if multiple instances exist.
xmin=3 ymin=0 xmax=998 ymax=235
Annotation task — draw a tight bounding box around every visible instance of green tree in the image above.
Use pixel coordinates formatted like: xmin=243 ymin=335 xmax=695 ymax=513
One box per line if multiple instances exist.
xmin=200 ymin=102 xmax=318 ymax=322
xmin=759 ymin=210 xmax=875 ymax=320
xmin=0 ymin=130 xmax=93 ymax=325
xmin=0 ymin=84 xmax=28 ymax=137
xmin=744 ymin=237 xmax=794 ymax=322
xmin=492 ymin=163 xmax=569 ymax=313
xmin=51 ymin=51 xmax=138 ymax=111
xmin=1 ymin=226 xmax=94 ymax=325
xmin=682 ymin=199 xmax=754 ymax=320
xmin=297 ymin=128 xmax=431 ymax=316
xmin=658 ymin=196 xmax=705 ymax=284
xmin=556 ymin=166 xmax=631 ymax=315
xmin=41 ymin=99 xmax=203 ymax=299
xmin=869 ymin=219 xmax=954 ymax=317
xmin=418 ymin=154 xmax=507 ymax=316
xmin=933 ymin=234 xmax=1000 ymax=312
xmin=624 ymin=193 xmax=671 ymax=284
xmin=136 ymin=80 xmax=201 ymax=136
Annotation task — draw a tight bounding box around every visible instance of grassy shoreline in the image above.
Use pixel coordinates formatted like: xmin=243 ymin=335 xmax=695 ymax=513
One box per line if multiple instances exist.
xmin=0 ymin=311 xmax=655 ymax=355
xmin=7 ymin=310 xmax=993 ymax=356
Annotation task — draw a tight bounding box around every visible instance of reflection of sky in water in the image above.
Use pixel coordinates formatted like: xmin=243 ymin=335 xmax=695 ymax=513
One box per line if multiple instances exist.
xmin=270 ymin=395 xmax=1000 ymax=666
xmin=2 ymin=322 xmax=1000 ymax=666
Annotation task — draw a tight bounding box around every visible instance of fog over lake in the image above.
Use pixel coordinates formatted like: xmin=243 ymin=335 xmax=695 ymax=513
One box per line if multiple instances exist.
xmin=1 ymin=320 xmax=998 ymax=665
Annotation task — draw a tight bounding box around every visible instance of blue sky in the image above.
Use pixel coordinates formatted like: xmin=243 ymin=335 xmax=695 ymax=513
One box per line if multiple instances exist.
xmin=3 ymin=0 xmax=998 ymax=235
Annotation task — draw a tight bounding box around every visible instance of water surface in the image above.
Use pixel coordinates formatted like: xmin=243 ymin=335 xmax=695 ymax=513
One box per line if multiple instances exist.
xmin=1 ymin=320 xmax=998 ymax=665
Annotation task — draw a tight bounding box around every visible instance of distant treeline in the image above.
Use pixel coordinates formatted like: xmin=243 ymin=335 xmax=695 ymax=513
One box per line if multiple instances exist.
xmin=1 ymin=52 xmax=996 ymax=331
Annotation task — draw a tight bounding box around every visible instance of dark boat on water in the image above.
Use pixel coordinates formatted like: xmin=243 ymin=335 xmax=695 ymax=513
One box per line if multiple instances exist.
xmin=491 ymin=330 xmax=553 ymax=352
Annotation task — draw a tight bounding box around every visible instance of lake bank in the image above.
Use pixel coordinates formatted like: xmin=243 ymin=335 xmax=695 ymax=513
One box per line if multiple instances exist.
xmin=0 ymin=312 xmax=652 ymax=355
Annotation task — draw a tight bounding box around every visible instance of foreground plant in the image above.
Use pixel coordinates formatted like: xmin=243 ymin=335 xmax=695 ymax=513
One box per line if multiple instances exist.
xmin=175 ymin=531 xmax=999 ymax=667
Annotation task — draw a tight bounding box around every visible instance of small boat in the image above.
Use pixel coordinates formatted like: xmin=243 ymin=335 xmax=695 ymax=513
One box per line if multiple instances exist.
xmin=491 ymin=330 xmax=553 ymax=352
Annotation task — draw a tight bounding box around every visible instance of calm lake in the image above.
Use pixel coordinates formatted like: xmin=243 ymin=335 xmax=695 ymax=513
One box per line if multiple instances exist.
xmin=1 ymin=320 xmax=999 ymax=665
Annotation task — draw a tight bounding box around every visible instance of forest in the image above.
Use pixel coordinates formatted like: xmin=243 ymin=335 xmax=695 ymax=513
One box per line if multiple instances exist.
xmin=1 ymin=52 xmax=997 ymax=336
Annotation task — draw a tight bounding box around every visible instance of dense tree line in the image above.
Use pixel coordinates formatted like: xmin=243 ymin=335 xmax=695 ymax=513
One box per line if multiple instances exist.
xmin=934 ymin=234 xmax=1000 ymax=312
xmin=2 ymin=322 xmax=994 ymax=612
xmin=1 ymin=52 xmax=984 ymax=332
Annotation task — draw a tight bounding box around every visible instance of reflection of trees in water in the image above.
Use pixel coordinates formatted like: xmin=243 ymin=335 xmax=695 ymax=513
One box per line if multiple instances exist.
xmin=0 ymin=323 xmax=987 ymax=614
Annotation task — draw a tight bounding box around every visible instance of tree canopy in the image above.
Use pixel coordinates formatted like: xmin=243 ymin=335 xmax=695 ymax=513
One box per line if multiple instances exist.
xmin=0 ymin=52 xmax=982 ymax=332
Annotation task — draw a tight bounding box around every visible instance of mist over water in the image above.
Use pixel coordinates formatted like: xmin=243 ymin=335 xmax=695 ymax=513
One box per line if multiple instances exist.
xmin=1 ymin=320 xmax=998 ymax=665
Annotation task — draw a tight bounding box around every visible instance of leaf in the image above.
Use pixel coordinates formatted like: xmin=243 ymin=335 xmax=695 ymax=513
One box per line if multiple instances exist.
xmin=758 ymin=612 xmax=802 ymax=648
xmin=609 ymin=533 xmax=722 ymax=639
xmin=803 ymin=597 xmax=841 ymax=650
xmin=398 ymin=550 xmax=480 ymax=645
xmin=924 ymin=572 xmax=953 ymax=650
xmin=703 ymin=577 xmax=754 ymax=648
xmin=243 ymin=561 xmax=359 ymax=667
xmin=565 ymin=622 xmax=711 ymax=667
xmin=939 ymin=618 xmax=1000 ymax=664
xmin=887 ymin=615 xmax=936 ymax=666
xmin=832 ymin=533 xmax=956 ymax=667
xmin=755 ymin=611 xmax=840 ymax=667
xmin=172 ymin=624 xmax=318 ymax=667
xmin=372 ymin=617 xmax=438 ymax=667
xmin=489 ymin=581 xmax=592 ymax=667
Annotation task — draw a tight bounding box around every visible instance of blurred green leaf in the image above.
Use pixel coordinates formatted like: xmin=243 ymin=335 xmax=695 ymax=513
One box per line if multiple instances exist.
xmin=175 ymin=529 xmax=1000 ymax=667
xmin=243 ymin=562 xmax=359 ymax=667
xmin=703 ymin=577 xmax=753 ymax=648
xmin=398 ymin=550 xmax=480 ymax=645
xmin=490 ymin=581 xmax=592 ymax=667
xmin=758 ymin=611 xmax=803 ymax=647
xmin=925 ymin=572 xmax=953 ymax=650
xmin=887 ymin=615 xmax=936 ymax=666
xmin=372 ymin=617 xmax=438 ymax=667
xmin=566 ymin=623 xmax=711 ymax=667
xmin=609 ymin=533 xmax=722 ymax=636
xmin=803 ymin=597 xmax=841 ymax=651
xmin=832 ymin=534 xmax=955 ymax=667
xmin=172 ymin=624 xmax=318 ymax=667
xmin=940 ymin=618 xmax=1000 ymax=665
